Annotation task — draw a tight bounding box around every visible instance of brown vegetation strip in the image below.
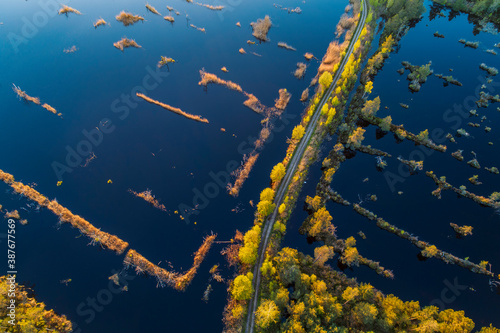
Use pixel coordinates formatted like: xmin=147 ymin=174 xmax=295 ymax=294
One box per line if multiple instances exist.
xmin=146 ymin=3 xmax=161 ymax=15
xmin=129 ymin=189 xmax=166 ymax=211
xmin=227 ymin=153 xmax=259 ymax=197
xmin=13 ymin=84 xmax=62 ymax=117
xmin=0 ymin=169 xmax=128 ymax=254
xmin=13 ymin=84 xmax=40 ymax=104
xmin=197 ymin=70 xmax=292 ymax=196
xmin=195 ymin=2 xmax=224 ymax=10
xmin=277 ymin=42 xmax=296 ymax=51
xmin=199 ymin=70 xmax=268 ymax=114
xmin=198 ymin=69 xmax=243 ymax=92
xmin=123 ymin=234 xmax=217 ymax=290
xmin=41 ymin=103 xmax=62 ymax=117
xmin=190 ymin=24 xmax=206 ymax=33
xmin=136 ymin=93 xmax=209 ymax=123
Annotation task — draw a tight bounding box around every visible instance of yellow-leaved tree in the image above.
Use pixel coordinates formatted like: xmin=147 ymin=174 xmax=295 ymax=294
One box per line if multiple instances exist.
xmin=291 ymin=125 xmax=305 ymax=141
xmin=270 ymin=163 xmax=286 ymax=183
xmin=231 ymin=272 xmax=254 ymax=300
xmin=238 ymin=225 xmax=261 ymax=265
xmin=255 ymin=299 xmax=280 ymax=329
xmin=0 ymin=276 xmax=72 ymax=332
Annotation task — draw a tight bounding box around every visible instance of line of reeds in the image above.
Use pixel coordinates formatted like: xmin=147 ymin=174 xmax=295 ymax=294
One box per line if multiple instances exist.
xmin=202 ymin=69 xmax=279 ymax=115
xmin=300 ymin=194 xmax=393 ymax=278
xmin=123 ymin=234 xmax=217 ymax=290
xmin=13 ymin=84 xmax=62 ymax=117
xmin=355 ymin=144 xmax=391 ymax=157
xmin=124 ymin=249 xmax=179 ymax=287
xmin=361 ymin=114 xmax=447 ymax=152
xmin=277 ymin=42 xmax=296 ymax=51
xmin=41 ymin=103 xmax=60 ymax=116
xmin=195 ymin=2 xmax=224 ymax=10
xmin=13 ymin=84 xmax=39 ymax=104
xmin=352 ymin=203 xmax=495 ymax=278
xmin=397 ymin=156 xmax=423 ymax=172
xmin=136 ymin=93 xmax=209 ymax=123
xmin=0 ymin=169 xmax=129 ymax=254
xmin=198 ymin=70 xmax=292 ymax=196
xmin=58 ymin=5 xmax=81 ymax=15
xmin=426 ymin=171 xmax=500 ymax=209
xmin=190 ymin=24 xmax=206 ymax=33
xmin=146 ymin=3 xmax=161 ymax=15
xmin=198 ymin=69 xmax=243 ymax=92
xmin=227 ymin=154 xmax=259 ymax=197
xmin=198 ymin=70 xmax=274 ymax=115
xmin=331 ymin=238 xmax=394 ymax=279
xmin=325 ymin=187 xmax=350 ymax=206
xmin=129 ymin=189 xmax=166 ymax=211
xmin=273 ymin=4 xmax=302 ymax=14
xmin=175 ymin=234 xmax=217 ymax=290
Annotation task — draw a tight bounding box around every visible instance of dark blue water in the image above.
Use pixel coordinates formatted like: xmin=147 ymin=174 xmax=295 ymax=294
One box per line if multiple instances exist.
xmin=1 ymin=0 xmax=499 ymax=331
xmin=284 ymin=0 xmax=500 ymax=328
xmin=0 ymin=0 xmax=349 ymax=331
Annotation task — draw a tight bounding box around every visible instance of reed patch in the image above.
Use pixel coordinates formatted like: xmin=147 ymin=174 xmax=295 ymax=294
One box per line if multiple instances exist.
xmin=113 ymin=38 xmax=142 ymax=51
xmin=116 ymin=11 xmax=145 ymax=26
xmin=136 ymin=92 xmax=209 ymax=123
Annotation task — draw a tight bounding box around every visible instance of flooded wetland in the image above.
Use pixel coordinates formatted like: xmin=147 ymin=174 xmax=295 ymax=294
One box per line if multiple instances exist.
xmin=0 ymin=0 xmax=499 ymax=332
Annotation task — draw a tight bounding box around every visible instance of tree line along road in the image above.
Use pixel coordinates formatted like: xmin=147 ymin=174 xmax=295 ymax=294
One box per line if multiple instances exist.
xmin=243 ymin=1 xmax=369 ymax=332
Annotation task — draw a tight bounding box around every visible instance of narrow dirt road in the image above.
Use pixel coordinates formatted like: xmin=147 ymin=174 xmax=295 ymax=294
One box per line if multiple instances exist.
xmin=244 ymin=1 xmax=368 ymax=332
